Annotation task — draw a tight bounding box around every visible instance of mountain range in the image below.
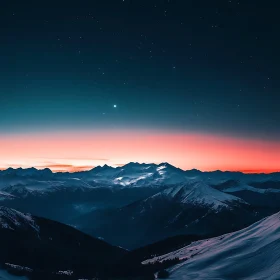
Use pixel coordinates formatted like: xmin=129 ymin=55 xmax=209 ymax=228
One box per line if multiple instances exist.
xmin=0 ymin=162 xmax=279 ymax=188
xmin=0 ymin=162 xmax=279 ymax=249
xmin=0 ymin=162 xmax=280 ymax=278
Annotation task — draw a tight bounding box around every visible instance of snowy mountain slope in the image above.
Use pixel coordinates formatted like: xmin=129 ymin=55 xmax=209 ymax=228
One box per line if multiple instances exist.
xmin=152 ymin=180 xmax=246 ymax=210
xmin=144 ymin=211 xmax=280 ymax=280
xmin=0 ymin=206 xmax=39 ymax=232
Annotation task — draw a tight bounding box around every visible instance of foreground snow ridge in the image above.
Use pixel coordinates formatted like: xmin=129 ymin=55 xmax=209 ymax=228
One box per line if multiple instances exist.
xmin=144 ymin=211 xmax=280 ymax=280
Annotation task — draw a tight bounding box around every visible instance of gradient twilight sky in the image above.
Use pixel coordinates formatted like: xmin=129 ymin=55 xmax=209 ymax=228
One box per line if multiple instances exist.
xmin=0 ymin=1 xmax=279 ymax=172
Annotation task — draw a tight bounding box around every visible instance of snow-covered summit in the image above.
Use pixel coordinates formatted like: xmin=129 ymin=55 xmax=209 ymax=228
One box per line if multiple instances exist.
xmin=110 ymin=162 xmax=188 ymax=186
xmin=151 ymin=180 xmax=245 ymax=210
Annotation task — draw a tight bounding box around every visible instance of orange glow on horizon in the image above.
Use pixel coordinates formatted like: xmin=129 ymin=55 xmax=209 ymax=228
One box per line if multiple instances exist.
xmin=238 ymin=169 xmax=280 ymax=174
xmin=0 ymin=130 xmax=279 ymax=173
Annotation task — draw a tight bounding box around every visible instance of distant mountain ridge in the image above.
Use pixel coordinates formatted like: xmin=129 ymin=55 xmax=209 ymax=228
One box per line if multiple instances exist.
xmin=1 ymin=162 xmax=279 ymax=175
xmin=0 ymin=162 xmax=279 ymax=189
xmin=1 ymin=162 xmax=280 ymax=250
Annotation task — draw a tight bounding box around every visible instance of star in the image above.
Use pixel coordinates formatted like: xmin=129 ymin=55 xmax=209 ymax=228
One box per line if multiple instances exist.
xmin=113 ymin=105 xmax=117 ymax=108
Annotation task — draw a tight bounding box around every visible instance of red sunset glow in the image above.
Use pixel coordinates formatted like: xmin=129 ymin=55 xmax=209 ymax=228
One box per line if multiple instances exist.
xmin=0 ymin=130 xmax=279 ymax=173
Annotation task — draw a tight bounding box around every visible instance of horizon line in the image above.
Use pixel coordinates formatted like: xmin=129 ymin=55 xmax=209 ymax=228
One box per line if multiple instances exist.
xmin=0 ymin=162 xmax=279 ymax=175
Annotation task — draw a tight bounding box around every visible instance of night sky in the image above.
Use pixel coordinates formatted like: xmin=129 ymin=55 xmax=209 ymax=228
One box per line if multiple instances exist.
xmin=0 ymin=1 xmax=279 ymax=172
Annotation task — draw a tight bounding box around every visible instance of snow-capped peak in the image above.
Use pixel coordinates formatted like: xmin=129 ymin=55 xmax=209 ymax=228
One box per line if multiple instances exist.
xmin=153 ymin=180 xmax=245 ymax=210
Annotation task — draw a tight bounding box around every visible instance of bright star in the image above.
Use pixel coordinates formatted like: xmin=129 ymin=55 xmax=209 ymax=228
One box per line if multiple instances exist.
xmin=114 ymin=104 xmax=117 ymax=108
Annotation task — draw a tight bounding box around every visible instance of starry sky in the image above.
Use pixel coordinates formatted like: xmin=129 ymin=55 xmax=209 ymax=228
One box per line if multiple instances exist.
xmin=0 ymin=0 xmax=279 ymax=172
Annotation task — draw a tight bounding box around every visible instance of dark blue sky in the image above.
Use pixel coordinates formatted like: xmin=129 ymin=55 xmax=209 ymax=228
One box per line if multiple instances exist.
xmin=1 ymin=0 xmax=279 ymax=140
